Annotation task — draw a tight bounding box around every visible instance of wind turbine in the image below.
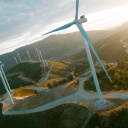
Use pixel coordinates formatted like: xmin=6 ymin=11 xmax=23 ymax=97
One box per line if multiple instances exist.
xmin=35 ymin=48 xmax=41 ymax=61
xmin=39 ymin=50 xmax=46 ymax=67
xmin=16 ymin=51 xmax=22 ymax=63
xmin=26 ymin=48 xmax=32 ymax=61
xmin=42 ymin=0 xmax=112 ymax=105
xmin=13 ymin=55 xmax=18 ymax=64
xmin=0 ymin=62 xmax=13 ymax=105
xmin=0 ymin=63 xmax=12 ymax=92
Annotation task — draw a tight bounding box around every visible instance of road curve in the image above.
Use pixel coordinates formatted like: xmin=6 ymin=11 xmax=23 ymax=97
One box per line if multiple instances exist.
xmin=39 ymin=60 xmax=53 ymax=83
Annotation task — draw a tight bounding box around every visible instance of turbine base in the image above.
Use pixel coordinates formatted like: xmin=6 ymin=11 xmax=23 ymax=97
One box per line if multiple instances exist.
xmin=96 ymin=100 xmax=108 ymax=106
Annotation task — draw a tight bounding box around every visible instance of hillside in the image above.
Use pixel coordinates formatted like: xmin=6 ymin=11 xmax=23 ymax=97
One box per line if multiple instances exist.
xmin=73 ymin=22 xmax=128 ymax=62
xmin=7 ymin=62 xmax=44 ymax=81
xmin=1 ymin=22 xmax=128 ymax=72
xmin=0 ymin=104 xmax=91 ymax=128
xmin=84 ymin=61 xmax=128 ymax=92
xmin=88 ymin=101 xmax=128 ymax=128
xmin=0 ymin=62 xmax=46 ymax=95
xmin=49 ymin=60 xmax=72 ymax=79
xmin=0 ymin=75 xmax=32 ymax=95
xmin=49 ymin=60 xmax=90 ymax=79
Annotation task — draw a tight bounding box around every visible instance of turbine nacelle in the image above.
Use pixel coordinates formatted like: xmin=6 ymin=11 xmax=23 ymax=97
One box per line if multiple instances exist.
xmin=78 ymin=15 xmax=87 ymax=24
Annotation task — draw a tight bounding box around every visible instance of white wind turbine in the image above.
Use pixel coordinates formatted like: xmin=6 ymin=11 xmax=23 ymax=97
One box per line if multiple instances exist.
xmin=42 ymin=0 xmax=112 ymax=105
xmin=26 ymin=48 xmax=32 ymax=61
xmin=13 ymin=55 xmax=18 ymax=64
xmin=39 ymin=50 xmax=46 ymax=67
xmin=0 ymin=62 xmax=13 ymax=105
xmin=35 ymin=48 xmax=41 ymax=61
xmin=16 ymin=51 xmax=22 ymax=63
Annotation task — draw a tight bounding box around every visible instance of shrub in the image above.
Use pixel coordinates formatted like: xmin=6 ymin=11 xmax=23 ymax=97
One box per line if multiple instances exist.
xmin=47 ymin=83 xmax=54 ymax=89
xmin=77 ymin=80 xmax=79 ymax=84
xmin=124 ymin=86 xmax=127 ymax=90
xmin=53 ymin=81 xmax=57 ymax=87
xmin=67 ymin=74 xmax=74 ymax=81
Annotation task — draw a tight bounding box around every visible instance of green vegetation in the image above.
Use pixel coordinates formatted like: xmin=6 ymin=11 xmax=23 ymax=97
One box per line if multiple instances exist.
xmin=0 ymin=62 xmax=47 ymax=95
xmin=74 ymin=63 xmax=90 ymax=76
xmin=0 ymin=75 xmax=32 ymax=95
xmin=7 ymin=62 xmax=43 ymax=81
xmin=0 ymin=104 xmax=90 ymax=128
xmin=84 ymin=61 xmax=128 ymax=92
xmin=0 ymin=104 xmax=2 ymax=117
xmin=88 ymin=107 xmax=128 ymax=128
xmin=47 ymin=74 xmax=75 ymax=89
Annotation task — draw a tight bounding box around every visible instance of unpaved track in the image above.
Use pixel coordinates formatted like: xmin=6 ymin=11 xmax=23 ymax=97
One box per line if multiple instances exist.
xmin=18 ymin=73 xmax=36 ymax=84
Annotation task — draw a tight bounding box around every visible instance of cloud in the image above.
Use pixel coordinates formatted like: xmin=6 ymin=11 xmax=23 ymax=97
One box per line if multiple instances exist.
xmin=0 ymin=0 xmax=128 ymax=55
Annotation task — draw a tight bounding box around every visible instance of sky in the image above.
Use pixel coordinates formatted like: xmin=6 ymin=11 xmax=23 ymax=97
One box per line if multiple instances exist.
xmin=0 ymin=0 xmax=128 ymax=55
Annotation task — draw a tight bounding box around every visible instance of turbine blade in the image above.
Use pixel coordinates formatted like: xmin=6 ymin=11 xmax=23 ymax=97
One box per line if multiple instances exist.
xmin=77 ymin=23 xmax=112 ymax=82
xmin=75 ymin=0 xmax=79 ymax=20
xmin=42 ymin=22 xmax=74 ymax=36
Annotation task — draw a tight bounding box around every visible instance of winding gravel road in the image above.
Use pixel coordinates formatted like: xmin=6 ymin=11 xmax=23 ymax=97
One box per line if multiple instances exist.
xmin=39 ymin=60 xmax=53 ymax=83
xmin=3 ymin=76 xmax=128 ymax=115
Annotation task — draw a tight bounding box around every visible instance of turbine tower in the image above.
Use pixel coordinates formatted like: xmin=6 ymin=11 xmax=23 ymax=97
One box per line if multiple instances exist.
xmin=39 ymin=50 xmax=46 ymax=67
xmin=0 ymin=62 xmax=13 ymax=105
xmin=26 ymin=48 xmax=32 ymax=61
xmin=13 ymin=55 xmax=18 ymax=64
xmin=35 ymin=48 xmax=41 ymax=61
xmin=42 ymin=0 xmax=112 ymax=105
xmin=16 ymin=51 xmax=22 ymax=63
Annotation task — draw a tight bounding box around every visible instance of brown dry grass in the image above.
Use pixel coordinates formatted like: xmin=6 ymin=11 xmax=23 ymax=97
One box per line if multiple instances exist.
xmin=100 ymin=100 xmax=128 ymax=116
xmin=36 ymin=83 xmax=48 ymax=88
xmin=49 ymin=60 xmax=71 ymax=79
xmin=15 ymin=88 xmax=36 ymax=97
xmin=36 ymin=78 xmax=64 ymax=88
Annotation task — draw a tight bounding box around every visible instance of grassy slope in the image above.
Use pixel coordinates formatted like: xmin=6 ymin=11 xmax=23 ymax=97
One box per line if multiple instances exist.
xmin=84 ymin=61 xmax=128 ymax=92
xmin=73 ymin=29 xmax=128 ymax=62
xmin=0 ymin=104 xmax=90 ymax=128
xmin=0 ymin=62 xmax=44 ymax=95
xmin=7 ymin=62 xmax=42 ymax=81
xmin=88 ymin=101 xmax=128 ymax=128
xmin=49 ymin=60 xmax=72 ymax=79
xmin=49 ymin=60 xmax=89 ymax=79
xmin=15 ymin=88 xmax=36 ymax=96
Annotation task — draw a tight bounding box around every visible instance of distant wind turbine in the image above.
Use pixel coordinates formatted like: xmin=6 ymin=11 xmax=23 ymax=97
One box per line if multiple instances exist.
xmin=42 ymin=0 xmax=112 ymax=105
xmin=39 ymin=50 xmax=46 ymax=67
xmin=13 ymin=55 xmax=18 ymax=64
xmin=0 ymin=63 xmax=12 ymax=92
xmin=16 ymin=51 xmax=22 ymax=63
xmin=35 ymin=48 xmax=41 ymax=61
xmin=26 ymin=48 xmax=32 ymax=61
xmin=0 ymin=62 xmax=13 ymax=105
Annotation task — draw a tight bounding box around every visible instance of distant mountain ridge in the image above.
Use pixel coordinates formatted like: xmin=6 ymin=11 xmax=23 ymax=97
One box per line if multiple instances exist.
xmin=73 ymin=22 xmax=128 ymax=62
xmin=0 ymin=22 xmax=128 ymax=71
